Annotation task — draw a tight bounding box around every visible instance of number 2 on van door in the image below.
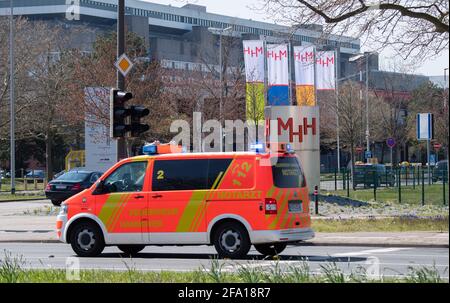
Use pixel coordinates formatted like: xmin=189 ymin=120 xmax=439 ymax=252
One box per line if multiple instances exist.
xmin=157 ymin=170 xmax=164 ymax=180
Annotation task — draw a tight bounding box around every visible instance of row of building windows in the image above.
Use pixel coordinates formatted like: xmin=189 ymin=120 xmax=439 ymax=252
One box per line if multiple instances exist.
xmin=160 ymin=59 xmax=239 ymax=75
xmin=20 ymin=0 xmax=359 ymax=50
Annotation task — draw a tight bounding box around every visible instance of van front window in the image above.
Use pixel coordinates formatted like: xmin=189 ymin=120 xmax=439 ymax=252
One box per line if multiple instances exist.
xmin=271 ymin=157 xmax=306 ymax=188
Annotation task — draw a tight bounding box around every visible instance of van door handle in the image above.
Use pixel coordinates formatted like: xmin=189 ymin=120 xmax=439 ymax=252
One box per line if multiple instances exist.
xmin=134 ymin=195 xmax=145 ymax=199
xmin=152 ymin=194 xmax=163 ymax=199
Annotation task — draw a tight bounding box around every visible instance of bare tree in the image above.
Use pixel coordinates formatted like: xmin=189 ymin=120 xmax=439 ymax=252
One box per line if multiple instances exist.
xmin=261 ymin=0 xmax=449 ymax=60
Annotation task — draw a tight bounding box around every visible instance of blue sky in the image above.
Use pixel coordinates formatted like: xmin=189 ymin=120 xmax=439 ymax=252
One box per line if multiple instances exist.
xmin=143 ymin=0 xmax=448 ymax=77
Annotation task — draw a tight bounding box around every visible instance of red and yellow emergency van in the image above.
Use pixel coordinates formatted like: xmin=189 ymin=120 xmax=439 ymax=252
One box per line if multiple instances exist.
xmin=56 ymin=143 xmax=314 ymax=258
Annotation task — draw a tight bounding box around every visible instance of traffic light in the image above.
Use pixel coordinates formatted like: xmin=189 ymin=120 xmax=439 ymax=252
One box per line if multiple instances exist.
xmin=110 ymin=88 xmax=150 ymax=138
xmin=129 ymin=106 xmax=150 ymax=137
xmin=110 ymin=89 xmax=132 ymax=138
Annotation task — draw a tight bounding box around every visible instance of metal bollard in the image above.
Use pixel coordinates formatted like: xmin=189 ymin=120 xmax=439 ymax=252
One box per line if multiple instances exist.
xmin=398 ymin=168 xmax=401 ymax=204
xmin=314 ymin=186 xmax=319 ymax=215
xmin=347 ymin=169 xmax=350 ymax=197
xmin=443 ymin=170 xmax=446 ymax=206
xmin=334 ymin=168 xmax=337 ymax=191
xmin=421 ymin=169 xmax=425 ymax=206
xmin=405 ymin=166 xmax=408 ymax=186
xmin=373 ymin=171 xmax=377 ymax=201
xmin=343 ymin=169 xmax=346 ymax=190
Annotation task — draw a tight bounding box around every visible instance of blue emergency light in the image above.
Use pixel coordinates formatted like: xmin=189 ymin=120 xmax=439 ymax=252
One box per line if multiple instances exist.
xmin=250 ymin=142 xmax=265 ymax=153
xmin=142 ymin=144 xmax=157 ymax=155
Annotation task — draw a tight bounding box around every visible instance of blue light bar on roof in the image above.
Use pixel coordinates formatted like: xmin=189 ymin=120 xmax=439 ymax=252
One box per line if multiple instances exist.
xmin=142 ymin=144 xmax=157 ymax=155
xmin=250 ymin=142 xmax=265 ymax=153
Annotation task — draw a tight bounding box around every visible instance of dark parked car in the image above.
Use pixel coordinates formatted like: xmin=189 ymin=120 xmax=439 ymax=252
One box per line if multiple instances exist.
xmin=25 ymin=170 xmax=45 ymax=179
xmin=45 ymin=170 xmax=102 ymax=206
xmin=432 ymin=160 xmax=448 ymax=182
xmin=353 ymin=164 xmax=396 ymax=189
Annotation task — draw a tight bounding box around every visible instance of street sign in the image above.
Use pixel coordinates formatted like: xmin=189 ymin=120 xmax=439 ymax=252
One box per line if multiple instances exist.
xmin=115 ymin=53 xmax=134 ymax=77
xmin=365 ymin=151 xmax=372 ymax=159
xmin=386 ymin=137 xmax=396 ymax=148
xmin=416 ymin=113 xmax=433 ymax=140
xmin=430 ymin=154 xmax=436 ymax=166
xmin=434 ymin=143 xmax=442 ymax=150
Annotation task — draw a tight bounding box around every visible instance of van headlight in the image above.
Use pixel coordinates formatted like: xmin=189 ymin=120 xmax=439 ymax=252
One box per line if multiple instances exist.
xmin=60 ymin=203 xmax=69 ymax=215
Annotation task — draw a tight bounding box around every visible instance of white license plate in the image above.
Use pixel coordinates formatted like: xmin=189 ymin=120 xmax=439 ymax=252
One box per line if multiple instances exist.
xmin=55 ymin=185 xmax=66 ymax=190
xmin=288 ymin=200 xmax=303 ymax=212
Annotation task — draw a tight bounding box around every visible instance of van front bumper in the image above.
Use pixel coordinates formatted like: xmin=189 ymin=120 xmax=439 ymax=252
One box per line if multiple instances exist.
xmin=56 ymin=214 xmax=68 ymax=243
xmin=251 ymin=228 xmax=315 ymax=244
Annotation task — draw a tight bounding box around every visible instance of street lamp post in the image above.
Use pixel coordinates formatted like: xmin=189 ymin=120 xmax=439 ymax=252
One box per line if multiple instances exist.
xmin=365 ymin=54 xmax=370 ymax=161
xmin=444 ymin=67 xmax=449 ymax=185
xmin=350 ymin=52 xmax=375 ymax=163
xmin=9 ymin=0 xmax=15 ymax=195
xmin=208 ymin=26 xmax=232 ymax=151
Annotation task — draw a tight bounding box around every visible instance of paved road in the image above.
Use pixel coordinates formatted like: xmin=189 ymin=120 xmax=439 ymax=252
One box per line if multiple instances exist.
xmin=0 ymin=243 xmax=447 ymax=280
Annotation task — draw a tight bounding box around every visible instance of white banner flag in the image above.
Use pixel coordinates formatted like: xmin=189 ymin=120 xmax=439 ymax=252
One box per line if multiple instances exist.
xmin=294 ymin=45 xmax=315 ymax=86
xmin=316 ymin=51 xmax=336 ymax=90
xmin=243 ymin=40 xmax=265 ymax=83
xmin=267 ymin=44 xmax=289 ymax=86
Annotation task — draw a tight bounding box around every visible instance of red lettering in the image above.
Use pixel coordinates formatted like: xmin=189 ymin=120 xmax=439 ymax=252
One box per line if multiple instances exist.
xmin=317 ymin=56 xmax=334 ymax=67
xmin=303 ymin=117 xmax=316 ymax=135
xmin=277 ymin=118 xmax=303 ymax=143
xmin=244 ymin=46 xmax=263 ymax=57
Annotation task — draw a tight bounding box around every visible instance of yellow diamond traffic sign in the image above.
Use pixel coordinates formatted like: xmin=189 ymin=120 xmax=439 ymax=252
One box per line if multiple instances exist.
xmin=115 ymin=53 xmax=134 ymax=76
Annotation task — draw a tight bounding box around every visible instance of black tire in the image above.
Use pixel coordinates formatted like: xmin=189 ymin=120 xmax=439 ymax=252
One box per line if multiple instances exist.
xmin=118 ymin=245 xmax=145 ymax=256
xmin=70 ymin=221 xmax=105 ymax=257
xmin=51 ymin=200 xmax=62 ymax=206
xmin=254 ymin=243 xmax=287 ymax=256
xmin=213 ymin=222 xmax=251 ymax=259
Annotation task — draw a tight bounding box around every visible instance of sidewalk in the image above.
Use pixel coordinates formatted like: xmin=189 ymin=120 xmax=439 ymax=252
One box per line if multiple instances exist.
xmin=310 ymin=231 xmax=448 ymax=248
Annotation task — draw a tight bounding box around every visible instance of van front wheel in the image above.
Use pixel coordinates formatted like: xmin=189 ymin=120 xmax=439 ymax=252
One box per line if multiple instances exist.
xmin=70 ymin=221 xmax=105 ymax=257
xmin=254 ymin=243 xmax=287 ymax=256
xmin=213 ymin=222 xmax=250 ymax=259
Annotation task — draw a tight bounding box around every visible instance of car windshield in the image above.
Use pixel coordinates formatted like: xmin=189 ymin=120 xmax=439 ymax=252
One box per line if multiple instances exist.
xmin=438 ymin=162 xmax=448 ymax=169
xmin=56 ymin=172 xmax=89 ymax=182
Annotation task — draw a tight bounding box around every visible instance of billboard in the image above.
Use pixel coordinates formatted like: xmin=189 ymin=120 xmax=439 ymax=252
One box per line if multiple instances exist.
xmin=267 ymin=44 xmax=290 ymax=106
xmin=243 ymin=40 xmax=266 ymax=122
xmin=316 ymin=51 xmax=336 ymax=90
xmin=84 ymin=87 xmax=117 ymax=173
xmin=293 ymin=45 xmax=315 ymax=106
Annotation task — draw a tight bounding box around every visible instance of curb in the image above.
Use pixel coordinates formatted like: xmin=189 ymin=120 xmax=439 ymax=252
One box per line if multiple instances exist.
xmin=0 ymin=240 xmax=60 ymax=243
xmin=300 ymin=242 xmax=449 ymax=249
xmin=0 ymin=198 xmax=48 ymax=203
xmin=0 ymin=239 xmax=447 ymax=248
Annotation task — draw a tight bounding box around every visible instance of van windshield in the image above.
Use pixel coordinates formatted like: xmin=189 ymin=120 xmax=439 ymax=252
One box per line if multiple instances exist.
xmin=271 ymin=157 xmax=306 ymax=188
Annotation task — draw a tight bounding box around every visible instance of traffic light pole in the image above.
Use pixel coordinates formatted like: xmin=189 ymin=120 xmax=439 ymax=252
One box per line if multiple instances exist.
xmin=116 ymin=0 xmax=127 ymax=160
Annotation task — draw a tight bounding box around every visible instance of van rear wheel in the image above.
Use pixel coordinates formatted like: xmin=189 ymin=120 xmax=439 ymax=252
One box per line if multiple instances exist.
xmin=118 ymin=245 xmax=145 ymax=256
xmin=213 ymin=222 xmax=250 ymax=259
xmin=254 ymin=243 xmax=287 ymax=256
xmin=70 ymin=221 xmax=104 ymax=257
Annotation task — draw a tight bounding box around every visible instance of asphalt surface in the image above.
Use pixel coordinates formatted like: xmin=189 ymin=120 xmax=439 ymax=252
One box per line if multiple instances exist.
xmin=0 ymin=243 xmax=448 ymax=279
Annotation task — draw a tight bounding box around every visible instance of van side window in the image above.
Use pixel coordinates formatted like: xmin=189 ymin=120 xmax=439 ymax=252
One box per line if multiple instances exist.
xmin=104 ymin=162 xmax=148 ymax=193
xmin=208 ymin=159 xmax=233 ymax=188
xmin=152 ymin=159 xmax=208 ymax=191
